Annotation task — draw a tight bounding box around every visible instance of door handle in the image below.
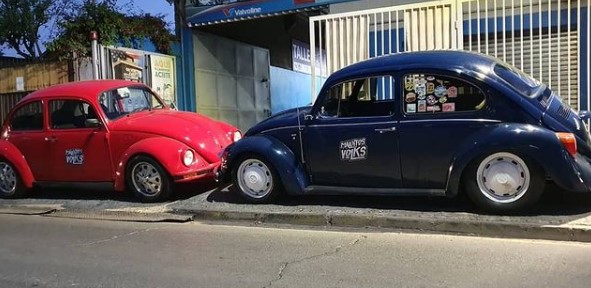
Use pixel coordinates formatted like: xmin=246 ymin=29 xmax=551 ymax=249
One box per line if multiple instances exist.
xmin=374 ymin=127 xmax=397 ymax=133
xmin=44 ymin=136 xmax=58 ymax=143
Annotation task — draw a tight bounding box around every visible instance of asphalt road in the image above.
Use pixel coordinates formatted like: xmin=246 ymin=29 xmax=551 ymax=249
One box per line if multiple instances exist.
xmin=1 ymin=215 xmax=591 ymax=288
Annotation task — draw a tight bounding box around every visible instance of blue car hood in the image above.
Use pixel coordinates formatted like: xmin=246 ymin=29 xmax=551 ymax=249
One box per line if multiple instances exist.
xmin=246 ymin=106 xmax=312 ymax=136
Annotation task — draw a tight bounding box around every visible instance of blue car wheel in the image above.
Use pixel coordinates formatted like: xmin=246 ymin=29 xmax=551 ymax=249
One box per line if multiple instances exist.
xmin=463 ymin=152 xmax=545 ymax=213
xmin=232 ymin=154 xmax=282 ymax=203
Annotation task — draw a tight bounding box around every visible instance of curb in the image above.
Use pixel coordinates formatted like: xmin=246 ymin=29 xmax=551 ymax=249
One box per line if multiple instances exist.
xmin=180 ymin=209 xmax=591 ymax=242
xmin=2 ymin=204 xmax=590 ymax=242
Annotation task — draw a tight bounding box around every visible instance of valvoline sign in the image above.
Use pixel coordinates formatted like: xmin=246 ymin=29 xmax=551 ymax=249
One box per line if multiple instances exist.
xmin=185 ymin=0 xmax=358 ymax=26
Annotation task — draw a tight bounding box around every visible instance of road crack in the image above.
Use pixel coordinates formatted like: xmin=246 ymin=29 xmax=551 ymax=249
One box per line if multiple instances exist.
xmin=72 ymin=226 xmax=168 ymax=247
xmin=264 ymin=235 xmax=366 ymax=288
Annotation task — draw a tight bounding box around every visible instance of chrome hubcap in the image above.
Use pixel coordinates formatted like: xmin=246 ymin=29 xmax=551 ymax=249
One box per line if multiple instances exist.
xmin=237 ymin=159 xmax=273 ymax=199
xmin=476 ymin=152 xmax=530 ymax=203
xmin=0 ymin=162 xmax=17 ymax=195
xmin=131 ymin=162 xmax=162 ymax=196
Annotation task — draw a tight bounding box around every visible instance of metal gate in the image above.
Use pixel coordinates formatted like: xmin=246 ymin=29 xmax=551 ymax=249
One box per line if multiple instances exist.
xmin=310 ymin=0 xmax=591 ymax=112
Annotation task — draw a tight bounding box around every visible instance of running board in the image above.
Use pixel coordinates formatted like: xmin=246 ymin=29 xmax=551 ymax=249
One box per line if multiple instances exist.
xmin=304 ymin=185 xmax=446 ymax=196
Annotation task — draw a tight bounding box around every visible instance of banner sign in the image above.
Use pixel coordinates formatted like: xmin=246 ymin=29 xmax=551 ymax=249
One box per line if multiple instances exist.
xmin=110 ymin=48 xmax=144 ymax=83
xmin=292 ymin=40 xmax=327 ymax=76
xmin=185 ymin=0 xmax=358 ymax=26
xmin=149 ymin=55 xmax=177 ymax=108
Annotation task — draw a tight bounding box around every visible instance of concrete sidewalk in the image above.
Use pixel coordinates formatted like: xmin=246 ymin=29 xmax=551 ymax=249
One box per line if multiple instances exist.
xmin=2 ymin=184 xmax=591 ymax=242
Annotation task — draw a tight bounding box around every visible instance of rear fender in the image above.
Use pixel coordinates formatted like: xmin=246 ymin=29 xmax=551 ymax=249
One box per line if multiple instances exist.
xmin=447 ymin=123 xmax=572 ymax=196
xmin=226 ymin=135 xmax=309 ymax=195
xmin=114 ymin=137 xmax=202 ymax=191
xmin=0 ymin=141 xmax=35 ymax=188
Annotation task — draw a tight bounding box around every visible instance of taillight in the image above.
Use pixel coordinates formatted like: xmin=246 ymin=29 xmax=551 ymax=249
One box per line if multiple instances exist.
xmin=556 ymin=132 xmax=577 ymax=157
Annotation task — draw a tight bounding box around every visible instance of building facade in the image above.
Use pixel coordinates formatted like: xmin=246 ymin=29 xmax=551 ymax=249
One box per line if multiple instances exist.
xmin=176 ymin=0 xmax=590 ymax=131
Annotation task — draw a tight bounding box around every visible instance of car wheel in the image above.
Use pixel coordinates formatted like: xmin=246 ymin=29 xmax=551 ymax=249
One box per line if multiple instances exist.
xmin=232 ymin=154 xmax=282 ymax=203
xmin=126 ymin=155 xmax=172 ymax=202
xmin=0 ymin=160 xmax=27 ymax=199
xmin=463 ymin=152 xmax=545 ymax=213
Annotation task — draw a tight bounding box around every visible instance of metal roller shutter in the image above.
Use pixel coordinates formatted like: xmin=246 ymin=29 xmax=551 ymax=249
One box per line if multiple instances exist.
xmin=465 ymin=30 xmax=579 ymax=109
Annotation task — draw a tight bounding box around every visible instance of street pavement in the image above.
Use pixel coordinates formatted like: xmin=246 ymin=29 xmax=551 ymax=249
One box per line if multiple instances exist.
xmin=1 ymin=214 xmax=591 ymax=288
xmin=3 ymin=182 xmax=591 ymax=241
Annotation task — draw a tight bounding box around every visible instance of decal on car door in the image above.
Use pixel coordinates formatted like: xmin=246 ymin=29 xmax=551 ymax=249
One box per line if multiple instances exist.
xmin=65 ymin=149 xmax=84 ymax=165
xmin=340 ymin=138 xmax=367 ymax=161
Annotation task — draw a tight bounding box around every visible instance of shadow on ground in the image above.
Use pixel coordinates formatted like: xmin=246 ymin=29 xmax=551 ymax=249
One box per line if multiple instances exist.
xmin=206 ymin=181 xmax=591 ymax=216
xmin=2 ymin=181 xmax=217 ymax=204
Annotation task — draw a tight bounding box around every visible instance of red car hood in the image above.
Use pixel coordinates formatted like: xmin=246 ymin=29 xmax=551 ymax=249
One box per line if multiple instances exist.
xmin=109 ymin=110 xmax=235 ymax=163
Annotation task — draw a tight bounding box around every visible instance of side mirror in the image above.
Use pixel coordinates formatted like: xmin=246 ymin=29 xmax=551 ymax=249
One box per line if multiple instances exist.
xmin=85 ymin=118 xmax=102 ymax=128
xmin=579 ymin=110 xmax=591 ymax=121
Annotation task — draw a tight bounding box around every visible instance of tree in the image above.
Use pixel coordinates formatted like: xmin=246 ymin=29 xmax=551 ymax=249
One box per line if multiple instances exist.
xmin=48 ymin=0 xmax=176 ymax=59
xmin=0 ymin=0 xmax=53 ymax=58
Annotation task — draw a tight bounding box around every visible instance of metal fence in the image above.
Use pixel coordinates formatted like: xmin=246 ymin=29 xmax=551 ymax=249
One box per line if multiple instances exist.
xmin=310 ymin=0 xmax=590 ymax=111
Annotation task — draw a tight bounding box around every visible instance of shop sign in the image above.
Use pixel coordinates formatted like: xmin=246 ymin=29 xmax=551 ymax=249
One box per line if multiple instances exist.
xmin=149 ymin=55 xmax=177 ymax=108
xmin=185 ymin=0 xmax=358 ymax=26
xmin=292 ymin=40 xmax=328 ymax=77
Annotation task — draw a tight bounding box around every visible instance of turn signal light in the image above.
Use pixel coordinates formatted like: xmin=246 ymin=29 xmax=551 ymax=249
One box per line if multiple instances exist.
xmin=556 ymin=132 xmax=577 ymax=157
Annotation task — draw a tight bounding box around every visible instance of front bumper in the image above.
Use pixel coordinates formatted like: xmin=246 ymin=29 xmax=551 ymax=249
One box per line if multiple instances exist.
xmin=173 ymin=162 xmax=219 ymax=183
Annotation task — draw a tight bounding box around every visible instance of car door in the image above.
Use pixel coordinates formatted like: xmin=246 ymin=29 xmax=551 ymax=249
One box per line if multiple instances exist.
xmin=397 ymin=72 xmax=496 ymax=189
xmin=6 ymin=100 xmax=53 ymax=181
xmin=46 ymin=99 xmax=113 ymax=182
xmin=303 ymin=75 xmax=402 ymax=188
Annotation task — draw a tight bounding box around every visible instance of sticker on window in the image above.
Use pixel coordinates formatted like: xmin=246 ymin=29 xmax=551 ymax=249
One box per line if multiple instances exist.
xmin=418 ymin=100 xmax=426 ymax=112
xmin=340 ymin=138 xmax=367 ymax=161
xmin=65 ymin=149 xmax=84 ymax=165
xmin=443 ymin=103 xmax=455 ymax=112
xmin=447 ymin=86 xmax=458 ymax=98
xmin=407 ymin=104 xmax=416 ymax=113
xmin=427 ymin=105 xmax=441 ymax=112
xmin=415 ymin=83 xmax=426 ymax=98
xmin=434 ymin=85 xmax=447 ymax=97
xmin=426 ymin=82 xmax=435 ymax=94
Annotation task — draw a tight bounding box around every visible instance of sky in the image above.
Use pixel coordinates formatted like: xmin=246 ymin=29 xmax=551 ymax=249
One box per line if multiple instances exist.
xmin=117 ymin=0 xmax=175 ymax=28
xmin=2 ymin=0 xmax=175 ymax=57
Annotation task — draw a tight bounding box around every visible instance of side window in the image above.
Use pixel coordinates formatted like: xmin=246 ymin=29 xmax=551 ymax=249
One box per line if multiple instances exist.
xmin=10 ymin=101 xmax=44 ymax=131
xmin=49 ymin=100 xmax=98 ymax=129
xmin=319 ymin=75 xmax=395 ymax=118
xmin=402 ymin=74 xmax=486 ymax=114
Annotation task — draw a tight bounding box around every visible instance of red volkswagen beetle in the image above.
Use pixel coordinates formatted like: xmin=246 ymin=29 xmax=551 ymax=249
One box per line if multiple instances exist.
xmin=0 ymin=80 xmax=241 ymax=202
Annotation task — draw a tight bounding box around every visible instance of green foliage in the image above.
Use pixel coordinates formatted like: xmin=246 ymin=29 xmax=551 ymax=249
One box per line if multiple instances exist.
xmin=48 ymin=0 xmax=176 ymax=59
xmin=0 ymin=0 xmax=53 ymax=58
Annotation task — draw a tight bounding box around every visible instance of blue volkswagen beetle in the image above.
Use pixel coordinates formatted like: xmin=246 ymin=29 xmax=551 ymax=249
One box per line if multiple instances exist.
xmin=217 ymin=50 xmax=591 ymax=213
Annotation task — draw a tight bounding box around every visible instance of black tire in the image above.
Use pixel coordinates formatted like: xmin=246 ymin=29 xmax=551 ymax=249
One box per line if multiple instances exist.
xmin=0 ymin=159 xmax=28 ymax=199
xmin=463 ymin=151 xmax=545 ymax=214
xmin=126 ymin=155 xmax=173 ymax=202
xmin=231 ymin=154 xmax=282 ymax=203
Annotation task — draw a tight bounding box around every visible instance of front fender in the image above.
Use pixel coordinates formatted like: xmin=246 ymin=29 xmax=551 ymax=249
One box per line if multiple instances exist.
xmin=225 ymin=135 xmax=309 ymax=195
xmin=0 ymin=141 xmax=34 ymax=189
xmin=447 ymin=123 xmax=581 ymax=196
xmin=114 ymin=137 xmax=206 ymax=191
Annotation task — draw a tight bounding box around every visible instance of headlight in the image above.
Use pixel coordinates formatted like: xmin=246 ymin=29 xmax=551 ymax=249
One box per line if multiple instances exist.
xmin=233 ymin=131 xmax=242 ymax=142
xmin=182 ymin=150 xmax=194 ymax=166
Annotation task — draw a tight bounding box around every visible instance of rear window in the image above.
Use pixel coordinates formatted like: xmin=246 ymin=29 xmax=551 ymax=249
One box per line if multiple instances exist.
xmin=494 ymin=63 xmax=541 ymax=97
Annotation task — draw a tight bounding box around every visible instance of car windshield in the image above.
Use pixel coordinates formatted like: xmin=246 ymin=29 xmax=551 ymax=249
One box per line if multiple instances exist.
xmin=494 ymin=63 xmax=544 ymax=98
xmin=98 ymin=86 xmax=165 ymax=120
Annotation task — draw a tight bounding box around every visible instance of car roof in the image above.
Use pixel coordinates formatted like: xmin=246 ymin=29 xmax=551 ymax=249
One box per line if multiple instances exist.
xmin=324 ymin=50 xmax=501 ymax=87
xmin=21 ymin=80 xmax=146 ymax=103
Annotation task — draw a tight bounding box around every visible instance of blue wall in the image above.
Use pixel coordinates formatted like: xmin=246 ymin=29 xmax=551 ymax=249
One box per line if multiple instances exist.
xmin=270 ymin=66 xmax=325 ymax=114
